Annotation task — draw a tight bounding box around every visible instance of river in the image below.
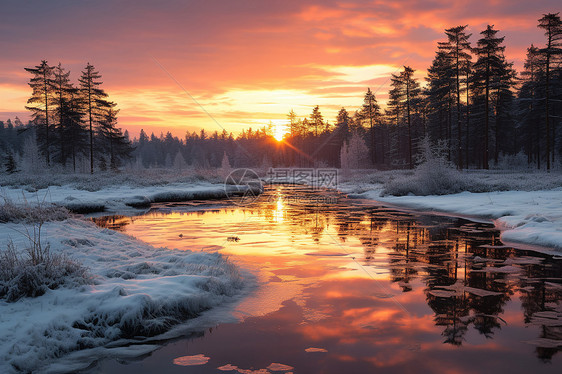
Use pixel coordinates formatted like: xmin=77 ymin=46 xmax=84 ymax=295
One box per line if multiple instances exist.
xmin=89 ymin=185 xmax=562 ymax=373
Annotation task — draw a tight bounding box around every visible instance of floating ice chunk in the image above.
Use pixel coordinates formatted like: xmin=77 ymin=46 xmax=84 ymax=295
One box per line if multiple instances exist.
xmin=463 ymin=287 xmax=502 ymax=297
xmin=173 ymin=354 xmax=210 ymax=366
xmin=305 ymin=251 xmax=347 ymax=256
xmin=305 ymin=347 xmax=328 ymax=353
xmin=218 ymin=364 xmax=239 ymax=371
xmin=428 ymin=289 xmax=456 ymax=298
xmin=472 ymin=265 xmax=521 ymax=273
xmin=267 ymin=362 xmax=295 ymax=371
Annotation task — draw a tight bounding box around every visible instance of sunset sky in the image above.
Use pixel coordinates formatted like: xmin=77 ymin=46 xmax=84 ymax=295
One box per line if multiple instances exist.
xmin=0 ymin=0 xmax=559 ymax=139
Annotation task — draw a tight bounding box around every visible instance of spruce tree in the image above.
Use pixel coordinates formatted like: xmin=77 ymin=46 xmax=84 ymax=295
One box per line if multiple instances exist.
xmin=538 ymin=13 xmax=562 ymax=170
xmin=5 ymin=152 xmax=17 ymax=174
xmin=79 ymin=63 xmax=110 ymax=173
xmin=309 ymin=106 xmax=324 ymax=136
xmin=439 ymin=25 xmax=472 ymax=169
xmin=518 ymin=45 xmax=546 ymax=168
xmin=425 ymin=50 xmax=455 ymax=143
xmin=25 ymin=60 xmax=55 ymax=165
xmin=98 ymin=104 xmax=133 ymax=170
xmin=64 ymin=88 xmax=88 ymax=172
xmin=52 ymin=62 xmax=75 ymax=166
xmin=390 ymin=66 xmax=421 ymax=168
xmin=472 ymin=25 xmax=506 ymax=169
xmin=492 ymin=59 xmax=517 ymax=163
xmin=357 ymin=88 xmax=381 ymax=164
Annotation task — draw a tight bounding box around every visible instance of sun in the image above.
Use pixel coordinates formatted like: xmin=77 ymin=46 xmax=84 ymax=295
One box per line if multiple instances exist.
xmin=272 ymin=121 xmax=289 ymax=141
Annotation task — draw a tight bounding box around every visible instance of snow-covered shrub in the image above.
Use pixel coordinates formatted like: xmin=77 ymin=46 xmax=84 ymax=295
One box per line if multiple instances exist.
xmin=340 ymin=132 xmax=370 ymax=170
xmin=20 ymin=136 xmax=46 ymax=174
xmin=0 ymin=240 xmax=88 ymax=302
xmin=0 ymin=197 xmax=86 ymax=301
xmin=383 ymin=137 xmax=472 ymax=196
xmin=494 ymin=151 xmax=531 ymax=170
xmin=219 ymin=151 xmax=232 ymax=179
xmin=173 ymin=151 xmax=187 ymax=170
xmin=0 ymin=198 xmax=70 ymax=223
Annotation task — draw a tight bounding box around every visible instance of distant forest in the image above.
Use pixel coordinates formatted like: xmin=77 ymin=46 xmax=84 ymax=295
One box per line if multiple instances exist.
xmin=1 ymin=13 xmax=561 ymax=173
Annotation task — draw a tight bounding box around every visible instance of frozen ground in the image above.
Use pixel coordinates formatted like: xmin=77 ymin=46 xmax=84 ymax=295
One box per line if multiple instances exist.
xmin=1 ymin=182 xmax=247 ymax=215
xmin=0 ymin=218 xmax=248 ymax=373
xmin=338 ymin=169 xmax=562 ymax=252
xmin=0 ymin=168 xmax=561 ymax=372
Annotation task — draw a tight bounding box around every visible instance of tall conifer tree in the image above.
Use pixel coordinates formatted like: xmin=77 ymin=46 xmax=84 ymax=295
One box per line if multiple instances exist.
xmin=79 ymin=63 xmax=110 ymax=173
xmin=25 ymin=60 xmax=55 ymax=165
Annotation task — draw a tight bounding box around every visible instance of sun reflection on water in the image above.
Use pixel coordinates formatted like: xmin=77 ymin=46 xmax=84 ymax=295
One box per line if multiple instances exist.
xmin=92 ymin=186 xmax=562 ymax=373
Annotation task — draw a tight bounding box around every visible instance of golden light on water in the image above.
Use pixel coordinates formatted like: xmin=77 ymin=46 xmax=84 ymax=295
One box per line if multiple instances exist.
xmin=90 ymin=186 xmax=551 ymax=372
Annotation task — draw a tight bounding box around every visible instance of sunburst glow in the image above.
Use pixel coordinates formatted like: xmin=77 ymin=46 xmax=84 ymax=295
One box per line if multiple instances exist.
xmin=273 ymin=121 xmax=290 ymax=141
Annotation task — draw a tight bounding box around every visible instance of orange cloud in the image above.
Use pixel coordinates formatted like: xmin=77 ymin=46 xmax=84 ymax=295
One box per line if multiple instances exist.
xmin=1 ymin=0 xmax=558 ymax=138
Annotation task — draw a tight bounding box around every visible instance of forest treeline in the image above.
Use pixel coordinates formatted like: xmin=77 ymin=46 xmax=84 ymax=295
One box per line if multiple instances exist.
xmin=1 ymin=61 xmax=133 ymax=174
xmin=1 ymin=13 xmax=561 ymax=173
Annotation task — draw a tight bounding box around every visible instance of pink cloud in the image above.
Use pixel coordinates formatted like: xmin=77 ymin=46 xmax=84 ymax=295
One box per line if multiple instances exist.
xmin=1 ymin=0 xmax=558 ymax=138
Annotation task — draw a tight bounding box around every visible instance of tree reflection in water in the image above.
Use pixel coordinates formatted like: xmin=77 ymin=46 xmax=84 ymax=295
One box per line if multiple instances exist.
xmin=92 ymin=185 xmax=562 ymax=362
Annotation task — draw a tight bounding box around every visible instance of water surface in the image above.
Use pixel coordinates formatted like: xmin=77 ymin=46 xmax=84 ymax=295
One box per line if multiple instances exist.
xmin=90 ymin=186 xmax=562 ymax=373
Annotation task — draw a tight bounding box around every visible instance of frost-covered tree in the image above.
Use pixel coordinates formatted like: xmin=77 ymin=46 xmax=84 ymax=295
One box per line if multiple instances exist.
xmin=172 ymin=151 xmax=186 ymax=170
xmin=340 ymin=132 xmax=369 ymax=170
xmin=219 ymin=151 xmax=232 ymax=178
xmin=4 ymin=152 xmax=17 ymax=174
xmin=21 ymin=134 xmax=45 ymax=174
xmin=164 ymin=153 xmax=173 ymax=168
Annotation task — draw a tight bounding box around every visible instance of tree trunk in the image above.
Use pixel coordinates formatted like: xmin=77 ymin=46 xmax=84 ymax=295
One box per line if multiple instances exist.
xmin=484 ymin=58 xmax=490 ymax=170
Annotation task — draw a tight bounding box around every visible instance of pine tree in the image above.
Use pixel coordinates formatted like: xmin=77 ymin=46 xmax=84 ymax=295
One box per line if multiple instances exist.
xmin=309 ymin=106 xmax=324 ymax=136
xmin=25 ymin=60 xmax=55 ymax=165
xmin=390 ymin=66 xmax=421 ymax=168
xmin=464 ymin=58 xmax=473 ymax=167
xmin=52 ymin=62 xmax=75 ymax=166
xmin=538 ymin=13 xmax=562 ymax=170
xmin=4 ymin=152 xmax=17 ymax=174
xmin=439 ymin=25 xmax=472 ymax=169
xmin=336 ymin=107 xmax=351 ymax=142
xmin=98 ymin=103 xmax=133 ymax=170
xmin=65 ymin=88 xmax=88 ymax=172
xmin=518 ymin=45 xmax=546 ymax=168
xmin=425 ymin=50 xmax=455 ymax=143
xmin=79 ymin=63 xmax=111 ymax=173
xmin=357 ymin=88 xmax=381 ymax=164
xmin=472 ymin=25 xmax=506 ymax=169
xmin=492 ymin=59 xmax=517 ymax=163
xmin=287 ymin=109 xmax=298 ymax=137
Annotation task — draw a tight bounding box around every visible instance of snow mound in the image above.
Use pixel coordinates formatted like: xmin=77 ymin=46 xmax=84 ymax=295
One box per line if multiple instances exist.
xmin=0 ymin=219 xmax=246 ymax=373
xmin=1 ymin=182 xmax=256 ymax=215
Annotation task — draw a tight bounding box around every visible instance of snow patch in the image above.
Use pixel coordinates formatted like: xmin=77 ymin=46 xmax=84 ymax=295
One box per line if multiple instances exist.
xmin=0 ymin=218 xmax=247 ymax=373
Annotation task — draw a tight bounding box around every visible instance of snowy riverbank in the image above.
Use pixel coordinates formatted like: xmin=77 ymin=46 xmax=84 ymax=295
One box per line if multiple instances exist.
xmin=0 ymin=218 xmax=247 ymax=373
xmin=339 ymin=179 xmax=562 ymax=252
xmin=1 ymin=182 xmax=243 ymax=214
